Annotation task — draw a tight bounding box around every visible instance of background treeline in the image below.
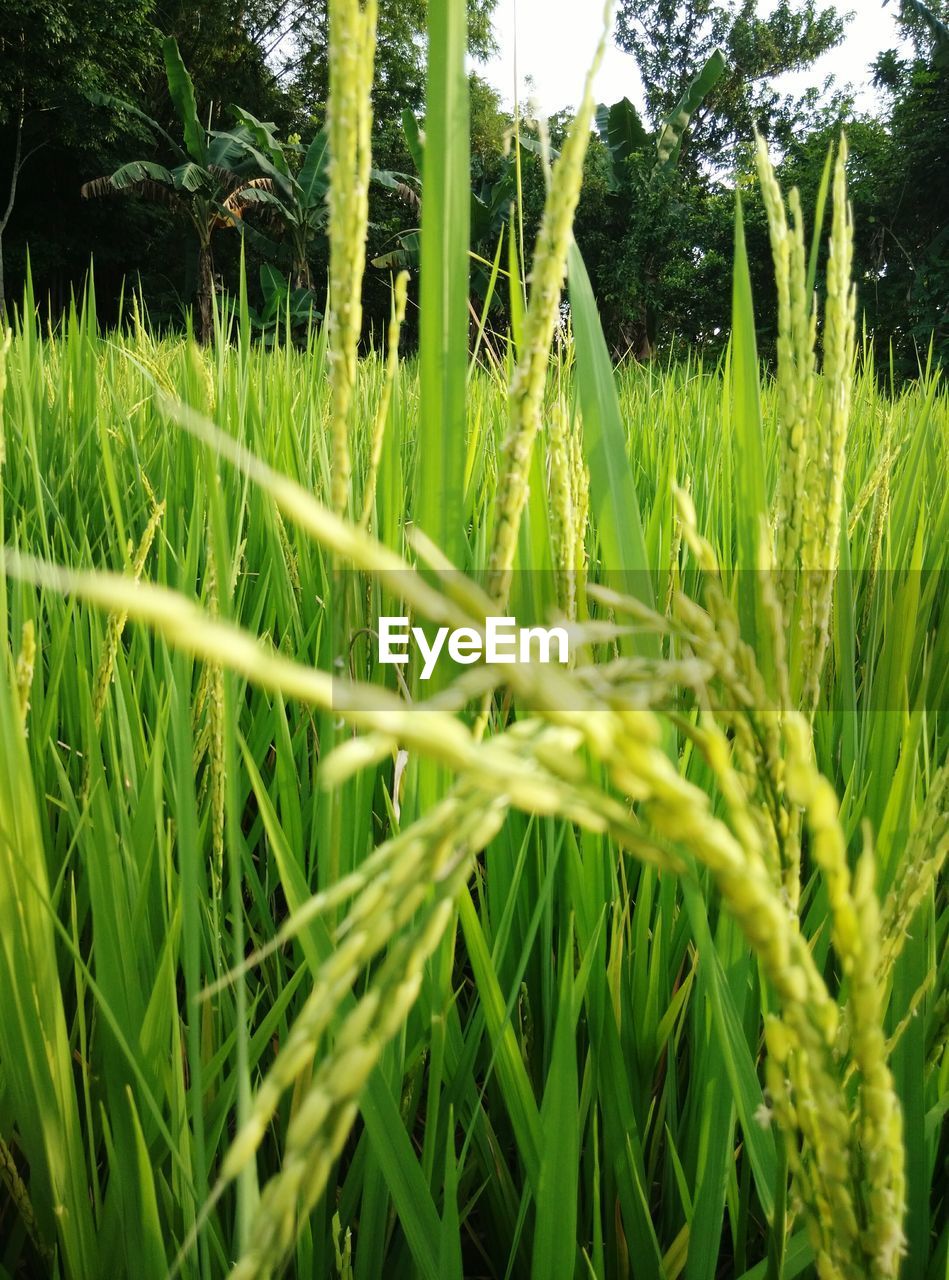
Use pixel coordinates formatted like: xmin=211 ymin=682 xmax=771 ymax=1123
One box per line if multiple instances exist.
xmin=1 ymin=0 xmax=947 ymax=378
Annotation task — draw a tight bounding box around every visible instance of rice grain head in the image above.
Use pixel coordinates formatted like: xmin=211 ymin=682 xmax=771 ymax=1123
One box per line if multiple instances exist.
xmin=327 ymin=0 xmax=379 ymax=516
xmin=488 ymin=0 xmax=613 ymax=604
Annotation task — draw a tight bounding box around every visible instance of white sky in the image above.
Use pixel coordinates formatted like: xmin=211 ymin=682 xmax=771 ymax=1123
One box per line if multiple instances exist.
xmin=479 ymin=0 xmax=908 ymax=120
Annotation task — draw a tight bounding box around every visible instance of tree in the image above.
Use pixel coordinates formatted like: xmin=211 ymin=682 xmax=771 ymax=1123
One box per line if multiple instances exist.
xmin=615 ymin=0 xmax=848 ymax=164
xmin=552 ymin=0 xmax=855 ymax=360
xmin=561 ymin=51 xmax=728 ymax=357
xmin=0 ymin=0 xmax=295 ymax=323
xmin=229 ymin=108 xmax=423 ymax=295
xmin=227 ymin=114 xmax=330 ymax=290
xmin=0 ymin=0 xmax=157 ymax=314
xmin=286 ymin=0 xmax=499 ymax=129
xmin=0 ymin=92 xmax=27 ymax=316
xmin=368 ymin=99 xmax=515 ymax=306
xmin=864 ymin=0 xmax=949 ymax=371
xmin=82 ymin=39 xmax=272 ymax=339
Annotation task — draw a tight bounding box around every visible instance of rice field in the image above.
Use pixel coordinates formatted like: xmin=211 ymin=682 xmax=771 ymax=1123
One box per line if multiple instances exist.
xmin=1 ymin=6 xmax=947 ymax=1280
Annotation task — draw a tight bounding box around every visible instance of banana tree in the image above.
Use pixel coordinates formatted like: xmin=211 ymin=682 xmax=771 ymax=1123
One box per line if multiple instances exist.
xmin=370 ymin=107 xmax=515 ymax=307
xmin=81 ymin=38 xmax=269 ymax=340
xmin=224 ymin=108 xmax=420 ymax=292
xmin=209 ymin=110 xmax=327 ymax=290
xmin=247 ymin=263 xmax=323 ymax=344
xmin=596 ymin=48 xmax=727 ymax=188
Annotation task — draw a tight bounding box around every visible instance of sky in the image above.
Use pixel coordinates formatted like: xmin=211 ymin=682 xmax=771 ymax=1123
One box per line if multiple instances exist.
xmin=479 ymin=0 xmax=908 ymax=120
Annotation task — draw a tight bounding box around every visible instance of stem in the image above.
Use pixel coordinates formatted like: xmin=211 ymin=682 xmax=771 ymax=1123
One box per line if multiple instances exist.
xmin=197 ymin=237 xmax=214 ymax=343
xmin=0 ymin=99 xmax=25 ymax=317
xmin=766 ymin=1141 xmax=789 ymax=1280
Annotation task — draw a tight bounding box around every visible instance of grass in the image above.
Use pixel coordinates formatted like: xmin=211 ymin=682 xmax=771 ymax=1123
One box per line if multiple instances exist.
xmin=0 ymin=287 xmax=945 ymax=1278
xmin=0 ymin=5 xmax=947 ymax=1278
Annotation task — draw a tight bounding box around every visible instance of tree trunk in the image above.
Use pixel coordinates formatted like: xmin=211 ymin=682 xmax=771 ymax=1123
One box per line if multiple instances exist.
xmin=293 ymin=259 xmax=313 ymax=291
xmin=197 ymin=240 xmax=214 ymax=343
xmin=0 ymin=104 xmax=25 ymax=319
xmin=292 ymin=240 xmax=313 ymax=291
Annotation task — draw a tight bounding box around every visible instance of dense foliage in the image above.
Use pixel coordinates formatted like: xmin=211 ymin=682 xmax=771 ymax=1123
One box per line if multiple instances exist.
xmin=0 ymin=0 xmax=946 ymax=367
xmin=0 ymin=4 xmax=946 ymax=1279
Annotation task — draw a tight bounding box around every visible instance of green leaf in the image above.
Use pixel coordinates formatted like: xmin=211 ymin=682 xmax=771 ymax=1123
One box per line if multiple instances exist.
xmin=897 ymin=0 xmax=949 ymax=64
xmin=108 ymin=160 xmax=177 ymax=190
xmin=126 ymin=1089 xmax=167 ymax=1278
xmin=85 ymin=89 xmax=184 ymax=158
xmin=531 ymin=938 xmax=579 ymax=1280
xmin=681 ymin=880 xmax=776 ymax=1224
xmin=230 ymin=107 xmax=290 ymax=176
xmin=655 ymin=50 xmax=726 ymax=170
xmin=458 ymin=887 xmax=543 ymax=1188
xmin=401 ymin=108 xmax=425 ymax=174
xmin=173 ymin=162 xmax=210 ymax=193
xmin=371 ymin=231 xmax=421 ymax=272
xmin=416 ymin=0 xmax=470 ymax=566
xmin=730 ymin=191 xmax=767 ymax=643
xmin=359 ymin=1078 xmax=443 ymax=1280
xmin=162 ymin=37 xmax=207 ymax=167
xmin=298 ymin=129 xmax=331 ymax=207
xmin=438 ymin=1111 xmax=464 ymax=1280
xmin=595 ymin=97 xmax=650 ymax=188
xmin=567 ymin=241 xmax=657 ymax=652
xmin=0 ymin=664 xmax=100 ymax=1276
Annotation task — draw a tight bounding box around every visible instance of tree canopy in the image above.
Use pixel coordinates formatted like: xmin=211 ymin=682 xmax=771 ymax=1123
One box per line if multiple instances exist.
xmin=0 ymin=0 xmax=947 ymax=376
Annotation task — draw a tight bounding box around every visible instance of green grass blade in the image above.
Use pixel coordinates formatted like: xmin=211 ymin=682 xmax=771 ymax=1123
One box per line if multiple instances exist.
xmin=567 ymin=242 xmax=656 ymax=652
xmin=730 ymin=192 xmax=767 ymax=643
xmin=416 ymin=0 xmax=470 ymax=567
xmin=531 ymin=931 xmax=579 ymax=1280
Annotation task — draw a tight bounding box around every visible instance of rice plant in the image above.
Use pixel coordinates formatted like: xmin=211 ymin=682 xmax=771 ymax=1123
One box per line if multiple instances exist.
xmin=0 ymin=2 xmax=946 ymax=1278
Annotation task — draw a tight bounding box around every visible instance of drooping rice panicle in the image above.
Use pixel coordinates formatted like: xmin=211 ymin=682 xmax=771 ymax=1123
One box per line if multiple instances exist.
xmin=570 ymin=414 xmax=590 ymax=580
xmin=673 ymin=486 xmax=792 ymax=894
xmin=860 ymin=433 xmax=891 ymax=635
xmin=848 ymin=434 xmax=902 ymax=537
xmin=226 ymin=791 xmax=509 ymax=1279
xmin=0 ymin=1137 xmax=49 ymax=1266
xmin=664 ymin=480 xmax=686 ymax=619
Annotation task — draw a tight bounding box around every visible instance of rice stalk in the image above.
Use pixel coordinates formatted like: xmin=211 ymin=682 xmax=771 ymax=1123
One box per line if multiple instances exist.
xmin=14 ymin=619 xmax=35 ymax=729
xmin=488 ymin=1 xmax=612 ymax=604
xmin=546 ymin=396 xmax=587 ymax=620
xmin=878 ymin=761 xmax=949 ymax=984
xmin=756 ymin=135 xmax=815 ymax=613
xmin=204 ymin=528 xmax=226 ymax=905
xmin=0 ymin=1136 xmax=49 ymax=1265
xmin=327 ymin=0 xmax=378 ymax=516
xmin=82 ymin=491 xmax=165 ymax=795
xmin=798 ymin=138 xmax=856 ymax=716
xmin=359 ymin=269 xmax=408 ymax=529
